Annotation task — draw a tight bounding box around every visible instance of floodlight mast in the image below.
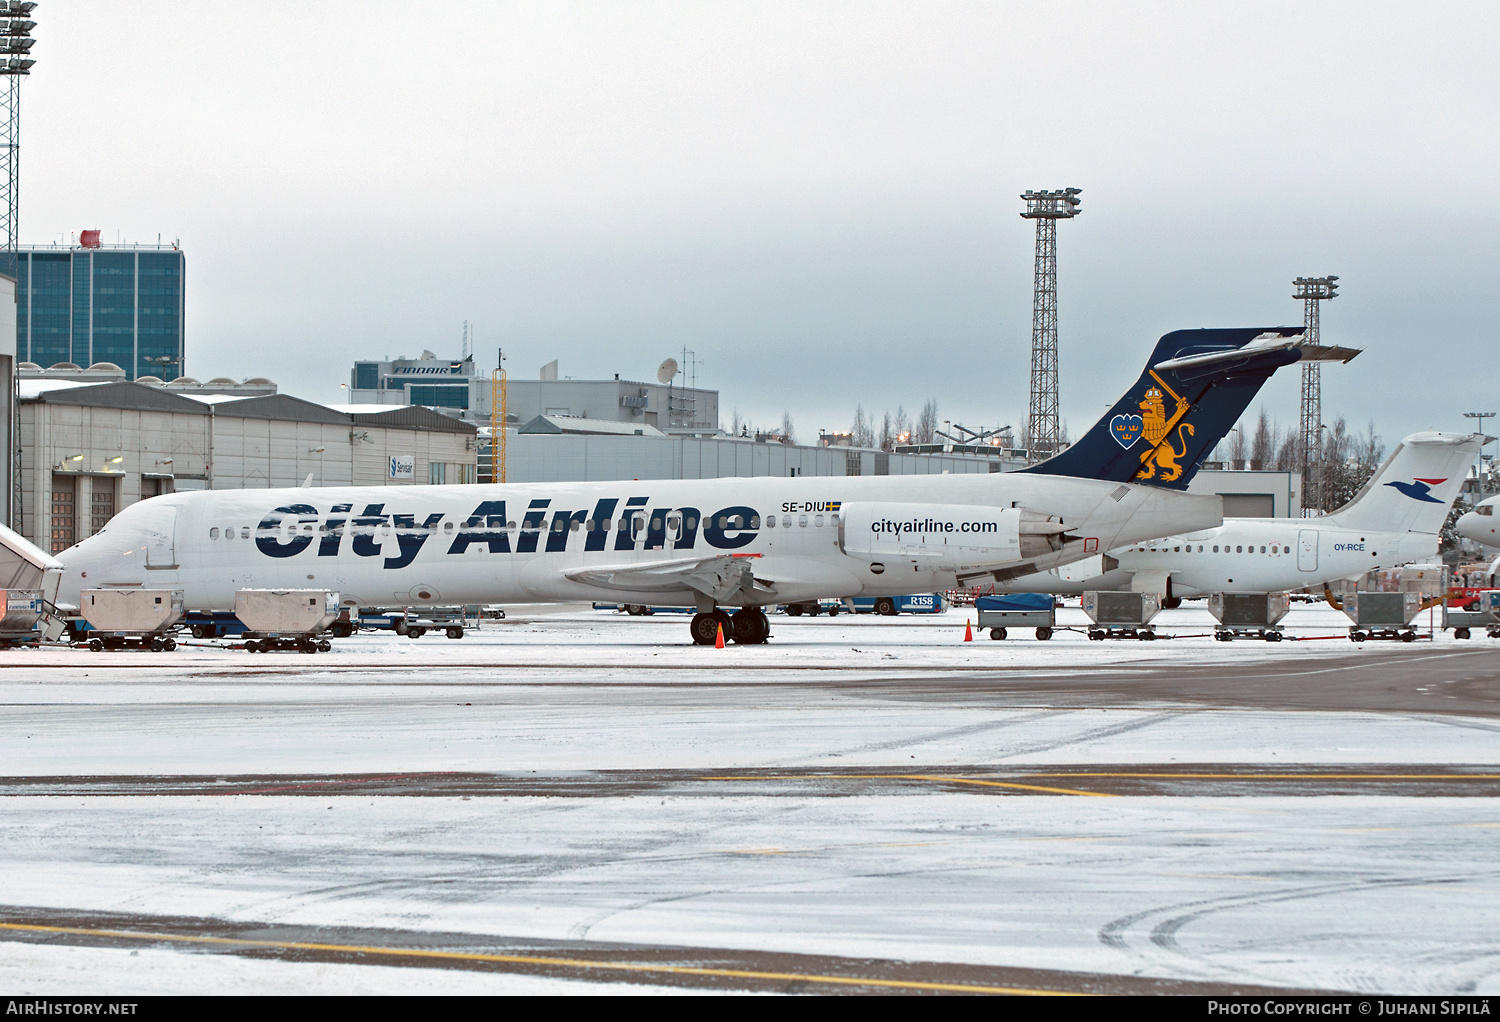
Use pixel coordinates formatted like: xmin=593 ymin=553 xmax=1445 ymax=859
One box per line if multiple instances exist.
xmin=1293 ymin=275 xmax=1338 ymax=514
xmin=0 ymin=2 xmax=35 ymax=531
xmin=1020 ymin=187 xmax=1080 ymax=464
xmin=1464 ymin=412 xmax=1496 ymax=480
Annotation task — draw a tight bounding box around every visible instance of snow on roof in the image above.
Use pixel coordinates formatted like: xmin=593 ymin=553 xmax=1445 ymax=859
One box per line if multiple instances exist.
xmin=18 ymin=379 xmax=96 ymax=399
xmin=519 ymin=414 xmax=667 ymax=437
xmin=321 ymin=403 xmax=411 ymax=414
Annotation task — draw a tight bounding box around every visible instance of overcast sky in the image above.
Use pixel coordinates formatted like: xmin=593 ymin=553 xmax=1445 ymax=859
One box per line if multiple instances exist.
xmin=24 ymin=1 xmax=1500 ymax=447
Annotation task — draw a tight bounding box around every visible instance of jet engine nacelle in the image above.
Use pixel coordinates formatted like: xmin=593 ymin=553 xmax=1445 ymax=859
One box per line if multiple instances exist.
xmin=839 ymin=502 xmax=1023 ymax=565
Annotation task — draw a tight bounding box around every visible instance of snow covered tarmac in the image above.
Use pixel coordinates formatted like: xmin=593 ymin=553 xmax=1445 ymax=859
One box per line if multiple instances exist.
xmin=2 ymin=603 xmax=1498 ymax=994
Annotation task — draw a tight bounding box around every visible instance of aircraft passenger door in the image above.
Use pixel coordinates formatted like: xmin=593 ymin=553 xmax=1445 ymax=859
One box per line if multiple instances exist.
xmin=146 ymin=505 xmax=178 ymax=568
xmin=1297 ymin=529 xmax=1318 ymax=572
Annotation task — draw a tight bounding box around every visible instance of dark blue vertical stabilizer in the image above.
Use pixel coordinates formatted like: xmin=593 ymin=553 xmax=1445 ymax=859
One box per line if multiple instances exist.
xmin=1022 ymin=327 xmax=1306 ymax=489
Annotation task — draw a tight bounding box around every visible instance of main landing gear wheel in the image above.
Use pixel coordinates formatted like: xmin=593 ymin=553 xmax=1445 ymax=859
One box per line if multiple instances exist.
xmin=732 ymin=608 xmax=770 ymax=645
xmin=690 ymin=612 xmax=721 ymax=646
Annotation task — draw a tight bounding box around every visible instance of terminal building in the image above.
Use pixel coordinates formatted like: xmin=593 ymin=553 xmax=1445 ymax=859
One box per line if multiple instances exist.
xmin=18 ymin=365 xmax=476 ymax=554
xmin=14 ymin=237 xmax=185 ymax=381
xmin=349 ymin=354 xmax=720 ymax=434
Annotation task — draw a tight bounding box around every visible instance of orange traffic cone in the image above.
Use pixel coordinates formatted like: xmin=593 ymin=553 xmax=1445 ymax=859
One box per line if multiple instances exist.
xmin=715 ymin=622 xmax=726 ymax=649
xmin=963 ymin=620 xmax=973 ymax=642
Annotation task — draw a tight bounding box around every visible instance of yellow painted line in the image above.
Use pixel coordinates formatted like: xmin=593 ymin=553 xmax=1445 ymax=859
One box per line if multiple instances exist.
xmin=1460 ymin=822 xmax=1500 ymax=828
xmin=0 ymin=922 xmax=1078 ymax=996
xmin=704 ymin=774 xmax=1115 ymax=798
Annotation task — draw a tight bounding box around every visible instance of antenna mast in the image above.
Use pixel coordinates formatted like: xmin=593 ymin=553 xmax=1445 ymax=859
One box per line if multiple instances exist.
xmin=1020 ymin=187 xmax=1081 ymax=464
xmin=1293 ymin=275 xmax=1339 ymax=513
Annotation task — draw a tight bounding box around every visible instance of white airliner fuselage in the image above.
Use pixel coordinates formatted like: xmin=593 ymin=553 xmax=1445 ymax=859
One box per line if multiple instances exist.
xmin=54 ymin=472 xmax=1218 ymax=615
xmin=1457 ymin=495 xmax=1500 ymax=549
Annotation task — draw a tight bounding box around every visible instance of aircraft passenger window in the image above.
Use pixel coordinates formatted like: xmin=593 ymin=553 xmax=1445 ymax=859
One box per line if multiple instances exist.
xmin=571 ymin=520 xmax=582 ymax=532
xmin=831 ymin=513 xmax=839 ymax=526
xmin=733 ymin=515 xmax=744 ymax=529
xmin=685 ymin=517 xmax=697 ymax=530
xmin=765 ymin=516 xmax=775 ymax=529
xmin=651 ymin=517 xmax=662 ymax=531
xmin=210 ymin=528 xmax=219 ymax=539
xmin=225 ymin=529 xmax=233 ymax=541
xmin=1198 ymin=545 xmax=1203 ymax=552
xmin=1236 ymin=545 xmax=1243 ymax=553
xmin=508 ymin=521 xmax=518 ymax=531
xmin=667 ymin=514 xmax=680 ymax=529
xmin=1213 ymin=545 xmax=1219 ymax=553
xmin=799 ymin=514 xmax=808 ymax=528
xmin=1174 ymin=546 xmax=1180 ymax=552
xmin=444 ymin=521 xmax=455 ymax=533
xmin=241 ymin=527 xmax=250 ymax=539
xmin=599 ymin=519 xmax=610 ymax=531
xmin=815 ymin=515 xmax=824 ymax=527
xmin=783 ymin=515 xmax=792 ymax=528
xmin=1260 ymin=546 xmax=1266 ymax=553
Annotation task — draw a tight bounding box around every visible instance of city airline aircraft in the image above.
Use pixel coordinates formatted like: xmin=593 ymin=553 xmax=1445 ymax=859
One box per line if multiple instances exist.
xmin=55 ymin=327 xmax=1349 ymax=644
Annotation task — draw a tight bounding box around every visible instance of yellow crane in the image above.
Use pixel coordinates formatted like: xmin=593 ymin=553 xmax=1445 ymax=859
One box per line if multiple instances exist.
xmin=489 ymin=355 xmax=507 ymax=483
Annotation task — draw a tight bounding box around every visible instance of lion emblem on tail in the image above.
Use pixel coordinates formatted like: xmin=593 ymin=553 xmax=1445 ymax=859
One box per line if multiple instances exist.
xmin=1133 ymin=382 xmax=1195 ymax=482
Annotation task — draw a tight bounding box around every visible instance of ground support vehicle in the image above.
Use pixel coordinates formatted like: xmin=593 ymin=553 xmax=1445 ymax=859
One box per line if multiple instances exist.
xmin=357 ymin=606 xmax=478 ymax=639
xmin=1443 ymin=591 xmax=1500 ymax=640
xmin=592 ymin=603 xmax=696 ymax=616
xmin=1342 ymin=591 xmax=1422 ymax=642
xmin=235 ymin=590 xmax=340 ymax=653
xmin=1082 ymin=590 xmax=1162 ymax=641
xmin=975 ymin=593 xmax=1055 ymax=640
xmin=783 ymin=598 xmax=844 ymax=617
xmin=847 ymin=594 xmax=949 ymax=616
xmin=1208 ymin=591 xmax=1291 ymax=642
xmin=78 ymin=589 xmax=184 ymax=651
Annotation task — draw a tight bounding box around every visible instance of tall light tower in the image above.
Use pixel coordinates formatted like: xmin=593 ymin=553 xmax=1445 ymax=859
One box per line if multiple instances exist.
xmin=0 ymin=3 xmax=34 ymax=530
xmin=1020 ymin=187 xmax=1080 ymax=463
xmin=1465 ymin=411 xmax=1496 ymax=491
xmin=1293 ymin=275 xmax=1338 ymax=513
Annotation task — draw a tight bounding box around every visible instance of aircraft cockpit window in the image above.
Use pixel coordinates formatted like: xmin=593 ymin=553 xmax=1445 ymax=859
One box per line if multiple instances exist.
xmin=1480 ymin=505 xmax=1494 ymax=517
xmin=210 ymin=528 xmax=219 ymax=539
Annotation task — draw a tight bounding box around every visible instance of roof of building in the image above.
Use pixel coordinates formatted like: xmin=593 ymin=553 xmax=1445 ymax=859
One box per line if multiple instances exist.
xmin=21 ymin=382 xmax=475 ymax=434
xmin=518 ymin=414 xmax=666 ymax=437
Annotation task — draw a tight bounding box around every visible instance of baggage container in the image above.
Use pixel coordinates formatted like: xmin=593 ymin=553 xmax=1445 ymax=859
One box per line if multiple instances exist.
xmin=1343 ymin=591 xmax=1422 ymax=642
xmin=1208 ymin=592 xmax=1291 ymax=642
xmin=1082 ymin=590 xmax=1162 ymax=640
xmin=81 ymin=589 xmax=184 ymax=634
xmin=975 ymin=593 xmax=1055 ymax=640
xmin=0 ymin=590 xmax=44 ymax=644
xmin=79 ymin=589 xmax=184 ymax=651
xmin=234 ymin=590 xmax=340 ymax=636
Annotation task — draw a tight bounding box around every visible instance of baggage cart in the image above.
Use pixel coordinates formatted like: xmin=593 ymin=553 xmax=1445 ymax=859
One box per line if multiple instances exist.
xmin=1443 ymin=590 xmax=1500 ymax=640
xmin=234 ymin=590 xmax=340 ymax=653
xmin=1342 ymin=591 xmax=1422 ymax=642
xmin=1083 ymin=590 xmax=1162 ymax=640
xmin=79 ymin=589 xmax=184 ymax=651
xmin=1208 ymin=592 xmax=1291 ymax=642
xmin=975 ymin=593 xmax=1055 ymax=640
xmin=0 ymin=590 xmax=44 ymax=647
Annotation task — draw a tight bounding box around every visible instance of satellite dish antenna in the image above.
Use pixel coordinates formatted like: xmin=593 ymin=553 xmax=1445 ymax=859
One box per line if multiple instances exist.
xmin=657 ymin=357 xmax=679 ymax=385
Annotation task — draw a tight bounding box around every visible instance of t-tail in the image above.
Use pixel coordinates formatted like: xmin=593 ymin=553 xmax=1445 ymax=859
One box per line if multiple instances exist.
xmin=1022 ymin=327 xmax=1359 ymax=490
xmin=1319 ymin=432 xmax=1482 ymax=535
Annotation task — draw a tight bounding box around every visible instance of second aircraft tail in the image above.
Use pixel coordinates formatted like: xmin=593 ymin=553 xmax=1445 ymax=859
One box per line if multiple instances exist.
xmin=1320 ymin=432 xmax=1482 ymax=535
